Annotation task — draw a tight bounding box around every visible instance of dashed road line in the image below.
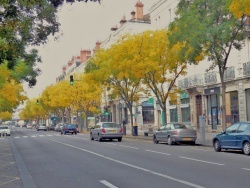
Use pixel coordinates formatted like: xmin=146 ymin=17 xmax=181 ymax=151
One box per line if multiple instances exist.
xmin=242 ymin=168 xmax=250 ymax=171
xmin=100 ymin=180 xmax=118 ymax=188
xmin=179 ymin=156 xmax=225 ymax=166
xmin=119 ymin=145 xmax=139 ymax=149
xmin=145 ymin=150 xmax=171 ymax=156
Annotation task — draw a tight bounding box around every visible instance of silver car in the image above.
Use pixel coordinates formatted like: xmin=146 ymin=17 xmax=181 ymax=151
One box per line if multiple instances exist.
xmin=0 ymin=126 xmax=11 ymax=136
xmin=90 ymin=122 xmax=123 ymax=142
xmin=153 ymin=123 xmax=197 ymax=145
xmin=37 ymin=123 xmax=47 ymax=131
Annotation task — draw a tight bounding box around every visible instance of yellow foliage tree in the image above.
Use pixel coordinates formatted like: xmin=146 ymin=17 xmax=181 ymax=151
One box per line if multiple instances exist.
xmin=230 ymin=0 xmax=250 ymax=18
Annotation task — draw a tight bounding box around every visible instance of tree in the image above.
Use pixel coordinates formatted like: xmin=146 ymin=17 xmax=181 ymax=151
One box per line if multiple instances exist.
xmin=69 ymin=73 xmax=101 ymax=130
xmin=169 ymin=0 xmax=248 ymax=130
xmin=89 ymin=34 xmax=146 ymax=132
xmin=141 ymin=30 xmax=192 ymax=125
xmin=0 ymin=62 xmax=27 ymax=120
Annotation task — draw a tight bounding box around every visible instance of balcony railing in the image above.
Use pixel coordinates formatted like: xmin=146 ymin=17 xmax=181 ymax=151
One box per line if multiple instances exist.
xmin=178 ymin=74 xmax=204 ymax=89
xmin=204 ymin=71 xmax=217 ymax=84
xmin=224 ymin=66 xmax=235 ymax=81
xmin=243 ymin=62 xmax=250 ymax=76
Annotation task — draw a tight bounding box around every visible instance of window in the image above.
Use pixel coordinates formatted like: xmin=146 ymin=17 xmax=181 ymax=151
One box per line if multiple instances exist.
xmin=237 ymin=123 xmax=249 ymax=133
xmin=174 ymin=124 xmax=187 ymax=129
xmin=225 ymin=123 xmax=240 ymax=133
xmin=170 ymin=108 xmax=178 ymax=122
xmin=181 ymin=107 xmax=190 ymax=122
xmin=159 ymin=126 xmax=165 ymax=131
xmin=165 ymin=124 xmax=171 ymax=130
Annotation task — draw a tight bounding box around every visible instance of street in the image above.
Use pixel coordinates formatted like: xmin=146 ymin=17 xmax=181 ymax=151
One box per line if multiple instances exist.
xmin=1 ymin=127 xmax=250 ymax=188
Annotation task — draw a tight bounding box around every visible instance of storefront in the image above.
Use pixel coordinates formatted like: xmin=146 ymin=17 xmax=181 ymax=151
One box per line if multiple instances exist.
xmin=205 ymin=87 xmax=220 ymax=130
xmin=142 ymin=101 xmax=154 ymax=124
xmin=180 ymin=92 xmax=191 ymax=124
xmin=225 ymin=91 xmax=239 ymax=126
xmin=246 ymin=89 xmax=250 ymax=121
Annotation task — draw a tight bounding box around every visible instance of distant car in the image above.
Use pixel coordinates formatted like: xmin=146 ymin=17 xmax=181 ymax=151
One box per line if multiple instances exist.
xmin=153 ymin=123 xmax=197 ymax=145
xmin=61 ymin=124 xmax=77 ymax=135
xmin=55 ymin=123 xmax=65 ymax=132
xmin=90 ymin=122 xmax=123 ymax=142
xmin=37 ymin=123 xmax=47 ymax=131
xmin=213 ymin=122 xmax=250 ymax=155
xmin=0 ymin=126 xmax=11 ymax=136
xmin=26 ymin=123 xmax=32 ymax=129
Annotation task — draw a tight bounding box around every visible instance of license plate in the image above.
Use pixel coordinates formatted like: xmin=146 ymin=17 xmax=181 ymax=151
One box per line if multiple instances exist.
xmin=109 ymin=130 xmax=116 ymax=133
xmin=183 ymin=138 xmax=192 ymax=141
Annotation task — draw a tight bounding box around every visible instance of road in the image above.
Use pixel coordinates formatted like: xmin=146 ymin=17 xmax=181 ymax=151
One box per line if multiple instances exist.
xmin=1 ymin=126 xmax=250 ymax=188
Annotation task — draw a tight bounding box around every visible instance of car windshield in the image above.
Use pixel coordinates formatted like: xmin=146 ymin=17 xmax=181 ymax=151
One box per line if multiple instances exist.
xmin=103 ymin=123 xmax=120 ymax=128
xmin=0 ymin=126 xmax=8 ymax=129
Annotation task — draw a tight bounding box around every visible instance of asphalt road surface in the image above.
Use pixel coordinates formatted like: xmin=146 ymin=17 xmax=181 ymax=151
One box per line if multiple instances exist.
xmin=1 ymin=126 xmax=250 ymax=188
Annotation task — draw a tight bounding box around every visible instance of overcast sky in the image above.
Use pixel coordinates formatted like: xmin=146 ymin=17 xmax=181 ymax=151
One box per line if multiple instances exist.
xmin=23 ymin=0 xmax=159 ymax=99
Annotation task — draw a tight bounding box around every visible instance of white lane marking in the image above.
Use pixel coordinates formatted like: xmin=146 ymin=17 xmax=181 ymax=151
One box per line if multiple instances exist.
xmin=119 ymin=145 xmax=139 ymax=149
xmin=23 ymin=136 xmax=28 ymax=138
xmin=48 ymin=139 xmax=205 ymax=188
xmin=242 ymin=168 xmax=250 ymax=171
xmin=14 ymin=137 xmax=20 ymax=138
xmin=39 ymin=135 xmax=44 ymax=137
xmin=190 ymin=148 xmax=210 ymax=151
xmin=179 ymin=156 xmax=225 ymax=166
xmin=31 ymin=136 xmax=36 ymax=138
xmin=48 ymin=135 xmax=52 ymax=136
xmin=145 ymin=150 xmax=171 ymax=156
xmin=106 ymin=143 xmax=117 ymax=146
xmin=100 ymin=180 xmax=118 ymax=188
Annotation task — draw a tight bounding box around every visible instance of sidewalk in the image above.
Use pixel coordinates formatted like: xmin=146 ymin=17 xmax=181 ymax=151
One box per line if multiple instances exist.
xmin=123 ymin=129 xmax=218 ymax=147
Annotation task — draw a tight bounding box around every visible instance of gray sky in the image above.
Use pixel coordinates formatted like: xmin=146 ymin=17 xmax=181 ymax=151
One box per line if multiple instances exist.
xmin=23 ymin=0 xmax=159 ymax=99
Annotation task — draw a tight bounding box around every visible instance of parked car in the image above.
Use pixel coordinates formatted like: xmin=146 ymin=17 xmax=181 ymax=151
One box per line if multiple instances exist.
xmin=26 ymin=123 xmax=32 ymax=129
xmin=55 ymin=123 xmax=65 ymax=132
xmin=37 ymin=123 xmax=47 ymax=131
xmin=61 ymin=124 xmax=77 ymax=135
xmin=153 ymin=123 xmax=197 ymax=145
xmin=0 ymin=126 xmax=11 ymax=136
xmin=213 ymin=122 xmax=250 ymax=155
xmin=90 ymin=122 xmax=123 ymax=142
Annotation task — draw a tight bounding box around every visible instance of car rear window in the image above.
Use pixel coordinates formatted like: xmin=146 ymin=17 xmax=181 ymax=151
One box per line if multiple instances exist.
xmin=102 ymin=123 xmax=120 ymax=128
xmin=0 ymin=126 xmax=9 ymax=129
xmin=66 ymin=124 xmax=76 ymax=128
xmin=174 ymin=124 xmax=191 ymax=129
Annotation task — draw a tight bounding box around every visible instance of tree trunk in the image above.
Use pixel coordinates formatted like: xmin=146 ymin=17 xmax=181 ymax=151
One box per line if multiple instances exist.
xmin=128 ymin=105 xmax=134 ymax=135
xmin=221 ymin=82 xmax=226 ymax=130
xmin=161 ymin=103 xmax=167 ymax=125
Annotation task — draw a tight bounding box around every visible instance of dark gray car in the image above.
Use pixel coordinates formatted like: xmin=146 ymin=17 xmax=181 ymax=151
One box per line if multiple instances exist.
xmin=153 ymin=123 xmax=197 ymax=145
xmin=90 ymin=122 xmax=123 ymax=142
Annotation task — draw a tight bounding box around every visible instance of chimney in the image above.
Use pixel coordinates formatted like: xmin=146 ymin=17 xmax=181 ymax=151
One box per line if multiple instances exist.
xmin=135 ymin=1 xmax=144 ymax=21
xmin=111 ymin=25 xmax=118 ymax=31
xmin=80 ymin=50 xmax=91 ymax=63
xmin=62 ymin=66 xmax=66 ymax=73
xmin=93 ymin=41 xmax=102 ymax=54
xmin=131 ymin=10 xmax=136 ymax=20
xmin=120 ymin=15 xmax=127 ymax=27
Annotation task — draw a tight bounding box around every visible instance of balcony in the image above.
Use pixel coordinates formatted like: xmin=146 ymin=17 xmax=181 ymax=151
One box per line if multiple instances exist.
xmin=178 ymin=74 xmax=204 ymax=89
xmin=243 ymin=62 xmax=250 ymax=77
xmin=224 ymin=66 xmax=235 ymax=81
xmin=204 ymin=71 xmax=217 ymax=84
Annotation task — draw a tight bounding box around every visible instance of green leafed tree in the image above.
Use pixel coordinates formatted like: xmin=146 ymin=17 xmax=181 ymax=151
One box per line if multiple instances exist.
xmin=169 ymin=0 xmax=249 ymax=130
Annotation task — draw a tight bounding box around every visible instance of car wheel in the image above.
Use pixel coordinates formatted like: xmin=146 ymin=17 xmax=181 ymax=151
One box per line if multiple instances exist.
xmin=61 ymin=131 xmax=63 ymax=135
xmin=214 ymin=139 xmax=221 ymax=152
xmin=118 ymin=138 xmax=122 ymax=142
xmin=243 ymin=142 xmax=250 ymax=155
xmin=190 ymin=141 xmax=195 ymax=145
xmin=167 ymin=136 xmax=172 ymax=145
xmin=75 ymin=132 xmax=77 ymax=135
xmin=90 ymin=133 xmax=94 ymax=140
xmin=98 ymin=134 xmax=102 ymax=142
xmin=153 ymin=135 xmax=159 ymax=144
